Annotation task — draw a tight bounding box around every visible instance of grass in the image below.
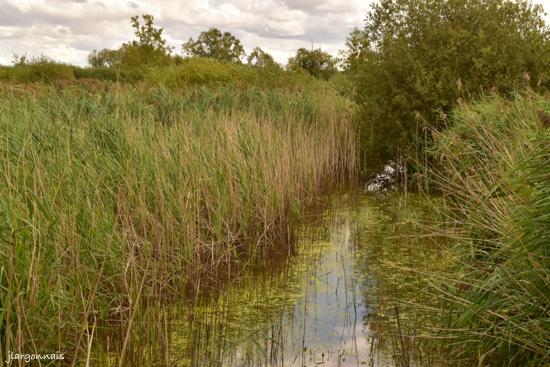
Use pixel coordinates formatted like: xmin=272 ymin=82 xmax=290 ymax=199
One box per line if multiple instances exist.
xmin=427 ymin=92 xmax=550 ymax=366
xmin=0 ymin=82 xmax=356 ymax=365
xmin=357 ymin=93 xmax=549 ymax=367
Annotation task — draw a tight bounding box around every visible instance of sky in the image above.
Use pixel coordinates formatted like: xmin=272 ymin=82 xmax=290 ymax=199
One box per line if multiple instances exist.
xmin=0 ymin=0 xmax=549 ymax=66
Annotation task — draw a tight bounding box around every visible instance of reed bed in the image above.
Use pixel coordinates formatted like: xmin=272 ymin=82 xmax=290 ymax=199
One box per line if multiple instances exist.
xmin=423 ymin=93 xmax=550 ymax=365
xmin=0 ymin=83 xmax=356 ymax=365
xmin=390 ymin=92 xmax=550 ymax=366
xmin=359 ymin=94 xmax=549 ymax=367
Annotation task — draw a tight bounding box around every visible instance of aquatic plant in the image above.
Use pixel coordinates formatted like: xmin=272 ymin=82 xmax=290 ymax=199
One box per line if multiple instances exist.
xmin=427 ymin=93 xmax=550 ymax=365
xmin=0 ymin=83 xmax=356 ymax=365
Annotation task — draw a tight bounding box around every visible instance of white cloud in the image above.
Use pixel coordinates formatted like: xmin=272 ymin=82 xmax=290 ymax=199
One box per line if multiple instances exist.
xmin=0 ymin=0 xmax=371 ymax=65
xmin=0 ymin=0 xmax=548 ymax=66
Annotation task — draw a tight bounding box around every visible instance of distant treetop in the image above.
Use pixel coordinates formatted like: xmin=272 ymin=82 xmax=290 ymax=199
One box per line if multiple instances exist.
xmin=183 ymin=28 xmax=245 ymax=63
xmin=287 ymin=48 xmax=337 ymax=80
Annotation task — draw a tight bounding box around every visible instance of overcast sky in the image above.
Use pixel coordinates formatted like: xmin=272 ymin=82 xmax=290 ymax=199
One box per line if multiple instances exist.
xmin=1 ymin=0 xmax=549 ymax=66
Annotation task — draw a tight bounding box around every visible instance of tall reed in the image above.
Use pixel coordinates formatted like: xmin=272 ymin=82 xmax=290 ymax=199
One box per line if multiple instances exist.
xmin=0 ymin=83 xmax=356 ymax=365
xmin=425 ymin=93 xmax=550 ymax=365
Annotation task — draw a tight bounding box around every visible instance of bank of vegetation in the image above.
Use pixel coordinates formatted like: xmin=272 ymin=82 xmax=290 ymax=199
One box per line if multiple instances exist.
xmin=342 ymin=0 xmax=550 ymax=365
xmin=428 ymin=94 xmax=549 ymax=365
xmin=0 ymin=13 xmax=356 ymax=366
xmin=1 ymin=0 xmax=549 ymax=365
xmin=0 ymin=82 xmax=355 ymax=364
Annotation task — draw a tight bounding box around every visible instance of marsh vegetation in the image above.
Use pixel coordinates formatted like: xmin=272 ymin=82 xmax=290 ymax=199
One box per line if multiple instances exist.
xmin=1 ymin=0 xmax=550 ymax=366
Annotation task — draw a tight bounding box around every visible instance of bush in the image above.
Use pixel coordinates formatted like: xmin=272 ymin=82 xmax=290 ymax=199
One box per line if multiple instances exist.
xmin=7 ymin=57 xmax=75 ymax=83
xmin=144 ymin=57 xmax=258 ymax=87
xmin=0 ymin=66 xmax=11 ymax=82
xmin=72 ymin=66 xmax=143 ymax=83
xmin=349 ymin=0 xmax=550 ymax=175
xmin=0 ymin=55 xmax=327 ymax=94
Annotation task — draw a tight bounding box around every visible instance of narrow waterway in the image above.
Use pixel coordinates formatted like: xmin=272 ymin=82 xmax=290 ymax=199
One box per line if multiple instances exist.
xmin=95 ymin=194 xmax=444 ymax=367
xmin=164 ymin=194 xmax=427 ymax=367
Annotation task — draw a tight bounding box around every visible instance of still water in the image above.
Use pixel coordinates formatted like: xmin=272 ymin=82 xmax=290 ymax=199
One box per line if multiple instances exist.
xmin=167 ymin=196 xmax=404 ymax=367
xmin=95 ymin=194 xmax=441 ymax=366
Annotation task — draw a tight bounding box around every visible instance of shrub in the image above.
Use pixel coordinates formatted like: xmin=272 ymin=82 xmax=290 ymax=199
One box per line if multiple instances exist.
xmin=72 ymin=66 xmax=143 ymax=83
xmin=144 ymin=57 xmax=258 ymax=87
xmin=348 ymin=0 xmax=550 ymax=175
xmin=6 ymin=56 xmax=75 ymax=83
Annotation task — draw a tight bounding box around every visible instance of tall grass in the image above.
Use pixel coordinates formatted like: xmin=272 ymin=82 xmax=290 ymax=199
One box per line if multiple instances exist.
xmin=0 ymin=83 xmax=355 ymax=365
xmin=356 ymin=94 xmax=549 ymax=367
xmin=425 ymin=93 xmax=550 ymax=365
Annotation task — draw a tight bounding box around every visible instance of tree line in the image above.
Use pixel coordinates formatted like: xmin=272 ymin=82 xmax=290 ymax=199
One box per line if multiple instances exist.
xmin=87 ymin=14 xmax=338 ymax=80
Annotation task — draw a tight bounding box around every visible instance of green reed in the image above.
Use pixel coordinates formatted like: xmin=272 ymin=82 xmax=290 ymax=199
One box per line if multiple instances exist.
xmin=0 ymin=83 xmax=356 ymax=365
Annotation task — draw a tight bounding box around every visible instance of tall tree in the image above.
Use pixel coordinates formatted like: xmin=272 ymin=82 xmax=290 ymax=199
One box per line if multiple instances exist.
xmin=129 ymin=14 xmax=172 ymax=53
xmin=183 ymin=28 xmax=245 ymax=63
xmin=348 ymin=0 xmax=550 ymax=174
xmin=287 ymin=48 xmax=337 ymax=80
xmin=87 ymin=14 xmax=172 ymax=68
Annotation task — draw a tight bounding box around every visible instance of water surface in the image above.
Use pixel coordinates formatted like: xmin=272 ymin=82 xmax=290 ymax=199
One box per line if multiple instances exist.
xmin=94 ymin=194 xmax=443 ymax=367
xmin=168 ymin=197 xmax=400 ymax=367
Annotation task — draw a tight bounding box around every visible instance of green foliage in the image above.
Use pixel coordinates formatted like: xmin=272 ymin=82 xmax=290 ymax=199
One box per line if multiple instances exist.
xmin=116 ymin=42 xmax=173 ymax=69
xmin=287 ymin=48 xmax=338 ymax=80
xmin=0 ymin=84 xmax=355 ymax=363
xmin=88 ymin=48 xmax=122 ymax=68
xmin=72 ymin=66 xmax=143 ymax=82
xmin=349 ymin=0 xmax=550 ymax=175
xmin=129 ymin=14 xmax=172 ymax=54
xmin=340 ymin=27 xmax=369 ymax=71
xmin=183 ymin=28 xmax=245 ymax=63
xmin=0 ymin=66 xmax=9 ymax=81
xmin=247 ymin=47 xmax=279 ymax=69
xmin=144 ymin=58 xmax=258 ymax=87
xmin=1 ymin=55 xmax=74 ymax=83
xmin=428 ymin=94 xmax=550 ymax=365
xmin=328 ymin=72 xmax=355 ymax=98
xmin=87 ymin=14 xmax=173 ymax=70
xmin=143 ymin=57 xmax=327 ymax=91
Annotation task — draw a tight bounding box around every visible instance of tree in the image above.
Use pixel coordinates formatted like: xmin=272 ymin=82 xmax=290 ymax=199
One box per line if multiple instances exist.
xmin=87 ymin=14 xmax=172 ymax=68
xmin=247 ymin=47 xmax=278 ymax=68
xmin=123 ymin=14 xmax=172 ymax=67
xmin=340 ymin=28 xmax=369 ymax=71
xmin=287 ymin=48 xmax=337 ymax=80
xmin=11 ymin=53 xmax=27 ymax=66
xmin=129 ymin=14 xmax=171 ymax=53
xmin=88 ymin=48 xmax=122 ymax=68
xmin=183 ymin=28 xmax=245 ymax=63
xmin=348 ymin=0 xmax=550 ymax=174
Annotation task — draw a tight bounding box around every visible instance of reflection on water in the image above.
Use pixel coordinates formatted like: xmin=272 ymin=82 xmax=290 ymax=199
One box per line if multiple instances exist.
xmin=168 ymin=197 xmax=398 ymax=367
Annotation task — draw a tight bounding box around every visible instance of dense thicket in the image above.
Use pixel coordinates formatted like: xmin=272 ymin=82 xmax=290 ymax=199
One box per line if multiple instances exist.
xmin=287 ymin=48 xmax=338 ymax=80
xmin=345 ymin=0 xmax=550 ymax=174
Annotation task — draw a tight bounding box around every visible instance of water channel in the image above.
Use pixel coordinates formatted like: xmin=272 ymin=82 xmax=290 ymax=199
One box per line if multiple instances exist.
xmin=96 ymin=194 xmax=443 ymax=367
xmin=163 ymin=194 xmax=437 ymax=367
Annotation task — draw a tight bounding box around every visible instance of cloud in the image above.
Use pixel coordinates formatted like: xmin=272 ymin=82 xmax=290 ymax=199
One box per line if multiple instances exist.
xmin=0 ymin=0 xmax=373 ymax=65
xmin=0 ymin=0 xmax=548 ymax=66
